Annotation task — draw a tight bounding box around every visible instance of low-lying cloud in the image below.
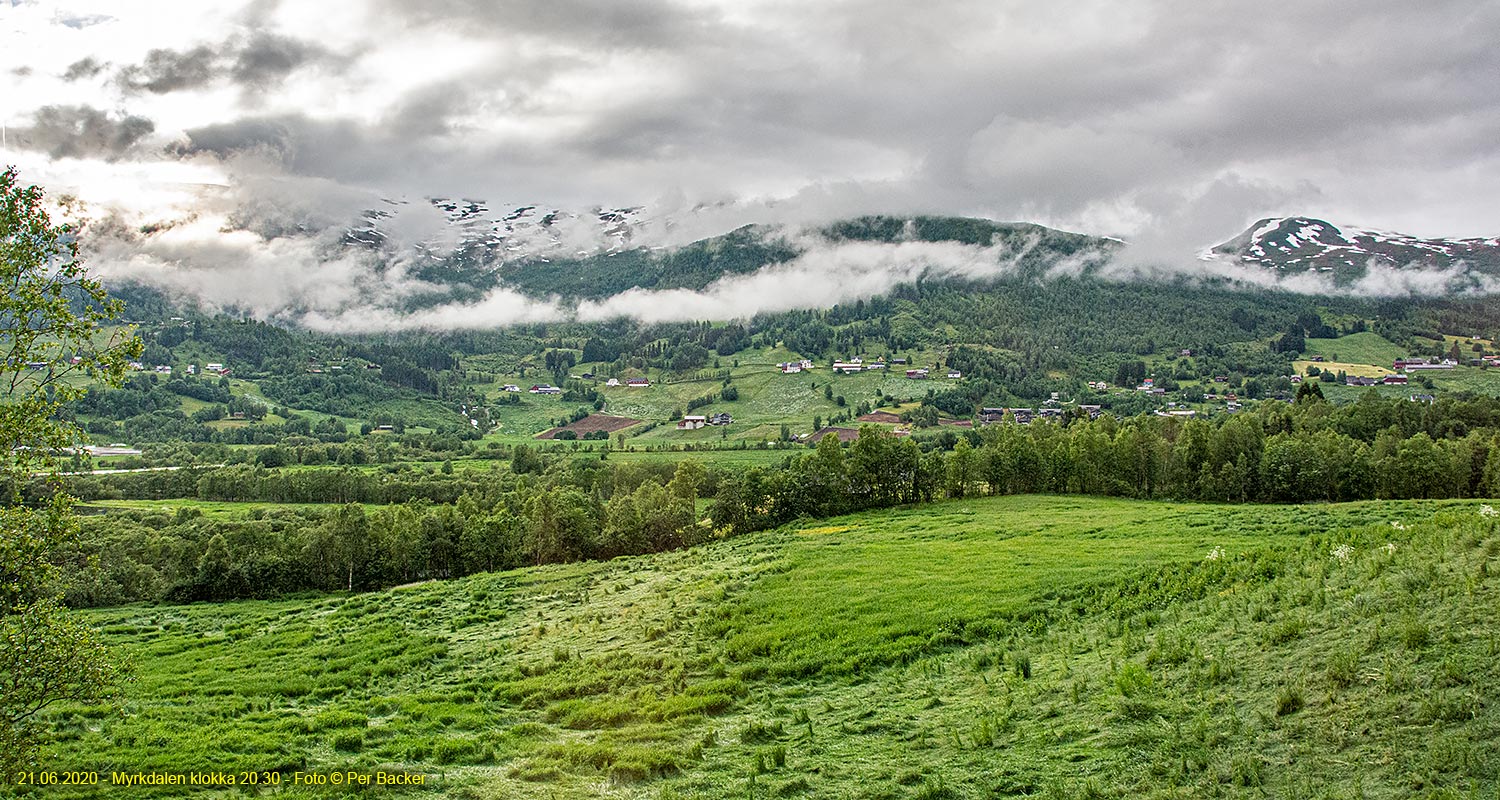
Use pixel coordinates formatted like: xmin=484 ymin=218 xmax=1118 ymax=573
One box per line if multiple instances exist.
xmin=575 ymin=235 xmax=1070 ymax=324
xmin=75 ymin=206 xmax=1495 ymax=335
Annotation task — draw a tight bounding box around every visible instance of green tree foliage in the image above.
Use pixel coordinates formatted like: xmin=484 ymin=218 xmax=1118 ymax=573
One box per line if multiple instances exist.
xmin=1 ymin=166 xmax=139 ymax=771
xmin=1294 ymin=380 xmax=1325 ymax=404
xmin=53 ymin=392 xmax=1500 ymax=609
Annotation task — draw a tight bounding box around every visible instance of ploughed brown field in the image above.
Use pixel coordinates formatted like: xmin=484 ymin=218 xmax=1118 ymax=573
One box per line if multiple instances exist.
xmin=855 ymin=410 xmax=902 ymax=423
xmin=536 ymin=413 xmax=643 ymax=439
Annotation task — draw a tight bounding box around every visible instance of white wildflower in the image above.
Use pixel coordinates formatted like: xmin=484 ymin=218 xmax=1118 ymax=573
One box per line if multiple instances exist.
xmin=1481 ymin=504 xmax=1497 ymax=518
xmin=1390 ymin=521 xmax=1407 ymax=531
xmin=1332 ymin=544 xmax=1354 ymax=562
xmin=1384 ymin=542 xmax=1398 ymax=554
xmin=1204 ymin=546 xmax=1226 ymax=562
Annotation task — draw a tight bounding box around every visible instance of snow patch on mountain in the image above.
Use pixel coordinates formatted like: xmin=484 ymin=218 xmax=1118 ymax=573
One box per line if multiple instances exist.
xmin=1202 ymin=216 xmax=1500 ymax=284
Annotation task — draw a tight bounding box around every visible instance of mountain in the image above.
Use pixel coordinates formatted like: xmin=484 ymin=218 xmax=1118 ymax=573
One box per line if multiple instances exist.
xmin=342 ymin=202 xmax=1121 ymax=302
xmin=1205 ymin=216 xmax=1500 ymax=278
xmin=343 ymin=199 xmax=656 ymax=262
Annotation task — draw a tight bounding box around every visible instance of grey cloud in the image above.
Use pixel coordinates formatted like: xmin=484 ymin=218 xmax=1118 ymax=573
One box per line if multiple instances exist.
xmin=10 ymin=105 xmax=155 ymax=160
xmin=384 ymin=0 xmax=714 ymax=49
xmin=115 ymin=34 xmax=336 ymax=95
xmin=62 ymin=57 xmax=105 ymax=81
xmin=149 ymin=0 xmax=1500 ymax=237
xmin=230 ymin=32 xmax=330 ymax=89
xmin=20 ymin=0 xmax=1500 ymax=313
xmin=176 ymin=115 xmax=380 ymax=179
xmin=117 ymin=46 xmax=220 ymax=94
xmin=382 ymin=83 xmax=477 ymax=139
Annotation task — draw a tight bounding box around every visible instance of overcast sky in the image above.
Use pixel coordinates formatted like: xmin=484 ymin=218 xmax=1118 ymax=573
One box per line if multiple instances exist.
xmin=2 ymin=0 xmax=1498 ymax=323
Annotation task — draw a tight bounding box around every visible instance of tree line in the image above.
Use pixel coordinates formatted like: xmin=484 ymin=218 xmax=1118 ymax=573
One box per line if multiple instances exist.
xmin=56 ymin=390 xmax=1500 ymax=609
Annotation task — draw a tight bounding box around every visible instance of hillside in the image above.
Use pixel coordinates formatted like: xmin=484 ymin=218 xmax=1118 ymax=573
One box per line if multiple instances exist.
xmin=44 ymin=496 xmax=1500 ymax=798
xmin=338 ymin=207 xmax=1121 ymax=302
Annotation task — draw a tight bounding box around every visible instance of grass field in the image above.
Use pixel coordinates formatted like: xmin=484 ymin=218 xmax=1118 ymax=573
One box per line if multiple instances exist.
xmin=536 ymin=414 xmax=644 ymax=440
xmin=602 ymin=368 xmax=946 ymax=443
xmin=1293 ymin=359 xmax=1394 ymax=379
xmin=1430 ymin=368 xmax=1500 ymax=396
xmin=1425 ymin=334 xmax=1495 ymax=352
xmin=37 ymin=495 xmax=1500 ymax=798
xmin=1302 ymin=332 xmax=1406 ymax=367
xmin=1296 ymin=331 xmax=1500 ymax=399
xmin=79 ymin=499 xmax=359 ymax=517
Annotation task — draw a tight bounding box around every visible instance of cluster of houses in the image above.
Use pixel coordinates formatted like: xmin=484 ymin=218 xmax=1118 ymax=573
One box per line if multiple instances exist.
xmin=902 ymin=368 xmax=962 ymax=380
xmin=516 ymin=377 xmax=652 ymax=394
xmin=1394 ymin=358 xmax=1457 ymax=372
xmin=677 ymin=412 xmax=734 ymax=430
xmin=832 ymin=358 xmax=887 ymax=374
xmin=1345 ymin=375 xmax=1409 ymax=386
xmin=1135 ymin=378 xmax=1166 ymax=396
xmin=604 ymin=377 xmax=651 ymax=388
xmin=1338 ymin=357 xmax=1464 ymax=387
xmin=304 ymin=359 xmax=353 ymax=374
xmin=14 ymin=353 xmax=233 ymax=378
xmin=778 ymin=358 xmax=961 ymax=380
xmin=125 ymin=361 xmax=230 ymax=377
xmin=977 ymin=404 xmax=1102 ymax=425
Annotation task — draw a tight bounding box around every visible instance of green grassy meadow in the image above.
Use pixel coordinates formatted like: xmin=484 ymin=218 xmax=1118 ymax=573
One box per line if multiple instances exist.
xmin=463 ymin=346 xmax=957 ymax=443
xmin=1303 ymin=332 xmax=1407 ymax=367
xmin=33 ymin=496 xmax=1500 ymax=798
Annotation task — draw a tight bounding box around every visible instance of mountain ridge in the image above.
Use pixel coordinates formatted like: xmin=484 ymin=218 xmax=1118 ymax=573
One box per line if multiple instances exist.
xmin=1204 ymin=215 xmax=1500 ymax=278
xmin=342 ymin=199 xmax=1500 ymax=302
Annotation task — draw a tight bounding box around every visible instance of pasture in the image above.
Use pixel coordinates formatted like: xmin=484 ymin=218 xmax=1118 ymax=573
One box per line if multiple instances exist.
xmin=37 ymin=496 xmax=1500 ymax=798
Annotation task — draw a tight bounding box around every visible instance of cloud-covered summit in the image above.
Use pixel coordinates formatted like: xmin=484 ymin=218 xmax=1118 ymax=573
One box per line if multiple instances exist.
xmin=2 ymin=0 xmax=1498 ymax=324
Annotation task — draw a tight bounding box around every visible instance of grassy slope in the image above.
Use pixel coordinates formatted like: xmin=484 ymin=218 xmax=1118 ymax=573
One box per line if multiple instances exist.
xmin=1302 ymin=332 xmax=1407 ymax=366
xmin=473 ymin=345 xmax=955 ymax=441
xmin=43 ymin=497 xmax=1500 ymax=799
xmin=1299 ymin=332 xmax=1500 ymax=399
